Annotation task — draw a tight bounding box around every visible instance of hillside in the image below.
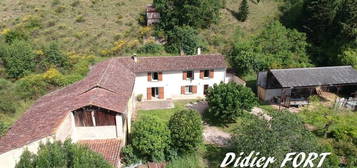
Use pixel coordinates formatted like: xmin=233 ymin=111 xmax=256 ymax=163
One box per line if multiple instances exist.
xmin=0 ymin=0 xmax=281 ymax=54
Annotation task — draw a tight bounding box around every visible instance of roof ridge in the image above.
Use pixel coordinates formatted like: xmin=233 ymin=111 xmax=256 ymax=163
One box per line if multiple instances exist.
xmin=130 ymin=54 xmax=223 ymax=59
xmin=96 ymin=58 xmax=114 ymax=88
xmin=270 ymin=66 xmax=353 ymax=71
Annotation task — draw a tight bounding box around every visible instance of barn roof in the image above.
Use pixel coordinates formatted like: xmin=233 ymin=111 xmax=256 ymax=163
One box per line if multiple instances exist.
xmin=0 ymin=54 xmax=227 ymax=154
xmin=270 ymin=66 xmax=357 ymax=88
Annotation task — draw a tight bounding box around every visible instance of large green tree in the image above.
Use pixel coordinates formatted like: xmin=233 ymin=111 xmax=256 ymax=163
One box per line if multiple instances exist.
xmin=206 ymin=82 xmax=257 ymax=124
xmin=16 ymin=140 xmax=112 ymax=168
xmin=164 ymin=26 xmax=202 ymax=55
xmin=153 ymin=0 xmax=222 ymax=30
xmin=168 ymin=109 xmax=203 ymax=154
xmin=131 ymin=116 xmax=171 ymax=162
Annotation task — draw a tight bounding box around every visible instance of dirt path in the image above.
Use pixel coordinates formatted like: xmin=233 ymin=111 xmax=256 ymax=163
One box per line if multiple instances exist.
xmin=203 ymin=125 xmax=232 ymax=146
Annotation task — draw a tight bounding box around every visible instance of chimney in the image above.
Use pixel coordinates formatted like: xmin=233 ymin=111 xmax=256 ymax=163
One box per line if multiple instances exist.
xmin=197 ymin=48 xmax=201 ymax=55
xmin=131 ymin=54 xmax=137 ymax=63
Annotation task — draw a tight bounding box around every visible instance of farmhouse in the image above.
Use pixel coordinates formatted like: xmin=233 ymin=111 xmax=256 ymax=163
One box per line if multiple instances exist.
xmin=0 ymin=54 xmax=229 ymax=167
xmin=257 ymin=66 xmax=357 ymax=107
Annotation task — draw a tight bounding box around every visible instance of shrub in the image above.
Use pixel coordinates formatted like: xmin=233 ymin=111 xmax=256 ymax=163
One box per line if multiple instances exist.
xmin=15 ymin=74 xmax=50 ymax=99
xmin=2 ymin=29 xmax=29 ymax=44
xmin=0 ymin=40 xmax=36 ymax=78
xmin=121 ymin=145 xmax=140 ymax=166
xmin=165 ymin=26 xmax=202 ymax=55
xmin=206 ymin=82 xmax=257 ymax=123
xmin=237 ymin=0 xmax=249 ymax=22
xmin=137 ymin=43 xmax=164 ymax=54
xmin=16 ymin=140 xmax=112 ymax=168
xmin=168 ymin=109 xmax=203 ymax=154
xmin=40 ymin=42 xmax=69 ymax=70
xmin=0 ymin=95 xmax=16 ymax=114
xmin=136 ymin=94 xmax=143 ymax=102
xmin=0 ymin=121 xmax=9 ymax=136
xmin=131 ymin=116 xmax=171 ymax=162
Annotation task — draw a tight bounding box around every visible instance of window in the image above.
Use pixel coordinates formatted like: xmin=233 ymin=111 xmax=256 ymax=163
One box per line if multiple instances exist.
xmin=187 ymin=71 xmax=194 ymax=80
xmin=152 ymin=87 xmax=159 ymax=98
xmin=204 ymin=70 xmax=210 ymax=78
xmin=185 ymin=86 xmax=193 ymax=94
xmin=152 ymin=72 xmax=159 ymax=81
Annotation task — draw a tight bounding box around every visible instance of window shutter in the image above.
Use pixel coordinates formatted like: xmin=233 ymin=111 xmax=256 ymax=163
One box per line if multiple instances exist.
xmin=147 ymin=88 xmax=152 ymax=100
xmin=148 ymin=72 xmax=152 ymax=81
xmin=158 ymin=72 xmax=163 ymax=81
xmin=192 ymin=85 xmax=197 ymax=94
xmin=181 ymin=86 xmax=185 ymax=95
xmin=209 ymin=70 xmax=214 ymax=78
xmin=159 ymin=87 xmax=164 ymax=99
xmin=183 ymin=71 xmax=187 ymax=80
xmin=200 ymin=70 xmax=204 ymax=79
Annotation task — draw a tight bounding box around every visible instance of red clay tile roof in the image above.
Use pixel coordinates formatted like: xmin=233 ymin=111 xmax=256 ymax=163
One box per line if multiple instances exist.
xmin=0 ymin=54 xmax=227 ymax=154
xmin=118 ymin=54 xmax=227 ymax=73
xmin=0 ymin=58 xmax=135 ymax=154
xmin=79 ymin=139 xmax=121 ymax=167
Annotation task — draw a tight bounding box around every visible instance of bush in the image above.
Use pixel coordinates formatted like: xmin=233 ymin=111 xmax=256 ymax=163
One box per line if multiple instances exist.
xmin=121 ymin=145 xmax=140 ymax=166
xmin=165 ymin=26 xmax=202 ymax=55
xmin=237 ymin=0 xmax=249 ymax=21
xmin=0 ymin=95 xmax=16 ymax=114
xmin=0 ymin=121 xmax=9 ymax=136
xmin=0 ymin=40 xmax=36 ymax=79
xmin=40 ymin=42 xmax=69 ymax=70
xmin=15 ymin=74 xmax=50 ymax=99
xmin=2 ymin=29 xmax=29 ymax=44
xmin=131 ymin=116 xmax=171 ymax=162
xmin=16 ymin=140 xmax=112 ymax=168
xmin=206 ymin=82 xmax=257 ymax=123
xmin=168 ymin=109 xmax=203 ymax=154
xmin=137 ymin=43 xmax=164 ymax=54
xmin=136 ymin=94 xmax=143 ymax=102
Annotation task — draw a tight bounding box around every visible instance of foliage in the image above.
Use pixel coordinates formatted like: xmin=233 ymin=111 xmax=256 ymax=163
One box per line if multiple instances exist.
xmin=339 ymin=47 xmax=357 ymax=69
xmin=15 ymin=140 xmax=112 ymax=168
xmin=168 ymin=109 xmax=203 ymax=154
xmin=166 ymin=153 xmax=202 ymax=168
xmin=237 ymin=0 xmax=249 ymax=22
xmin=232 ymin=110 xmax=339 ymax=167
xmin=131 ymin=116 xmax=171 ymax=162
xmin=137 ymin=42 xmax=164 ymax=54
xmin=165 ymin=26 xmax=202 ymax=55
xmin=39 ymin=42 xmax=69 ymax=70
xmin=2 ymin=29 xmax=29 ymax=44
xmin=121 ymin=145 xmax=140 ymax=166
xmin=136 ymin=94 xmax=143 ymax=102
xmin=206 ymin=82 xmax=257 ymax=123
xmin=0 ymin=121 xmax=9 ymax=136
xmin=0 ymin=40 xmax=36 ymax=79
xmin=228 ymin=21 xmax=311 ymax=73
xmin=0 ymin=95 xmax=16 ymax=114
xmin=153 ymin=0 xmax=222 ymax=30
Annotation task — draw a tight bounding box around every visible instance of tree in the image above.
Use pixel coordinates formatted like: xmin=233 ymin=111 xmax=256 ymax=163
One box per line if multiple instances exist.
xmin=153 ymin=0 xmax=222 ymax=30
xmin=231 ymin=110 xmax=340 ymax=167
xmin=16 ymin=140 xmax=112 ymax=168
xmin=165 ymin=26 xmax=202 ymax=55
xmin=339 ymin=47 xmax=357 ymax=69
xmin=206 ymin=82 xmax=257 ymax=123
xmin=0 ymin=40 xmax=36 ymax=79
xmin=168 ymin=109 xmax=203 ymax=154
xmin=334 ymin=0 xmax=357 ymax=41
xmin=40 ymin=42 xmax=69 ymax=70
xmin=237 ymin=0 xmax=249 ymax=22
xmin=131 ymin=116 xmax=171 ymax=162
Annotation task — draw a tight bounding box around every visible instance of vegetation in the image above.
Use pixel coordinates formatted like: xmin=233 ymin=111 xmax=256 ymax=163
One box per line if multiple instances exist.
xmin=232 ymin=110 xmax=340 ymax=167
xmin=168 ymin=109 xmax=203 ymax=154
xmin=237 ymin=0 xmax=249 ymax=21
xmin=298 ymin=105 xmax=357 ymax=166
xmin=131 ymin=116 xmax=171 ymax=162
xmin=165 ymin=26 xmax=202 ymax=55
xmin=15 ymin=140 xmax=112 ymax=168
xmin=206 ymin=82 xmax=257 ymax=124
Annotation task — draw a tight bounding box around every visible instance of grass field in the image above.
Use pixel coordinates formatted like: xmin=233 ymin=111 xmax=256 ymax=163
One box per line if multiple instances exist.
xmin=0 ymin=0 xmax=281 ymax=55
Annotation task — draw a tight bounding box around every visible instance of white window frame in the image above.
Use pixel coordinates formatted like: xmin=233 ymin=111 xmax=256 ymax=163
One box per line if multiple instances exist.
xmin=185 ymin=86 xmax=193 ymax=94
xmin=186 ymin=71 xmax=194 ymax=80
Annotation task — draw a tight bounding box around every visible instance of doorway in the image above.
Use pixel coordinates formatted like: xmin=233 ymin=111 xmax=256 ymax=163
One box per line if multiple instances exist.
xmin=152 ymin=87 xmax=159 ymax=98
xmin=203 ymin=85 xmax=209 ymax=95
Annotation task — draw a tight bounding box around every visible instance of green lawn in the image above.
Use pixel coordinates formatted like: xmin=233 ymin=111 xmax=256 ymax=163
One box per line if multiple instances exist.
xmin=136 ymin=100 xmax=196 ymax=123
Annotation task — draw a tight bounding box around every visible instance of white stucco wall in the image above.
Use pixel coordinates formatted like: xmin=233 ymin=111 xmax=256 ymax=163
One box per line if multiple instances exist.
xmin=76 ymin=126 xmax=117 ymax=140
xmin=0 ymin=137 xmax=54 ymax=168
xmin=133 ymin=68 xmax=226 ymax=100
xmin=55 ymin=113 xmax=76 ymax=142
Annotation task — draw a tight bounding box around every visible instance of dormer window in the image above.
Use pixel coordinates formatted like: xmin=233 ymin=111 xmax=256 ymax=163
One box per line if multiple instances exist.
xmin=152 ymin=72 xmax=159 ymax=81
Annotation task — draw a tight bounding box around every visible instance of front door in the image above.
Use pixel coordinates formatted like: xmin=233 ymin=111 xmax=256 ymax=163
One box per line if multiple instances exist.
xmin=203 ymin=85 xmax=209 ymax=95
xmin=152 ymin=87 xmax=159 ymax=98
